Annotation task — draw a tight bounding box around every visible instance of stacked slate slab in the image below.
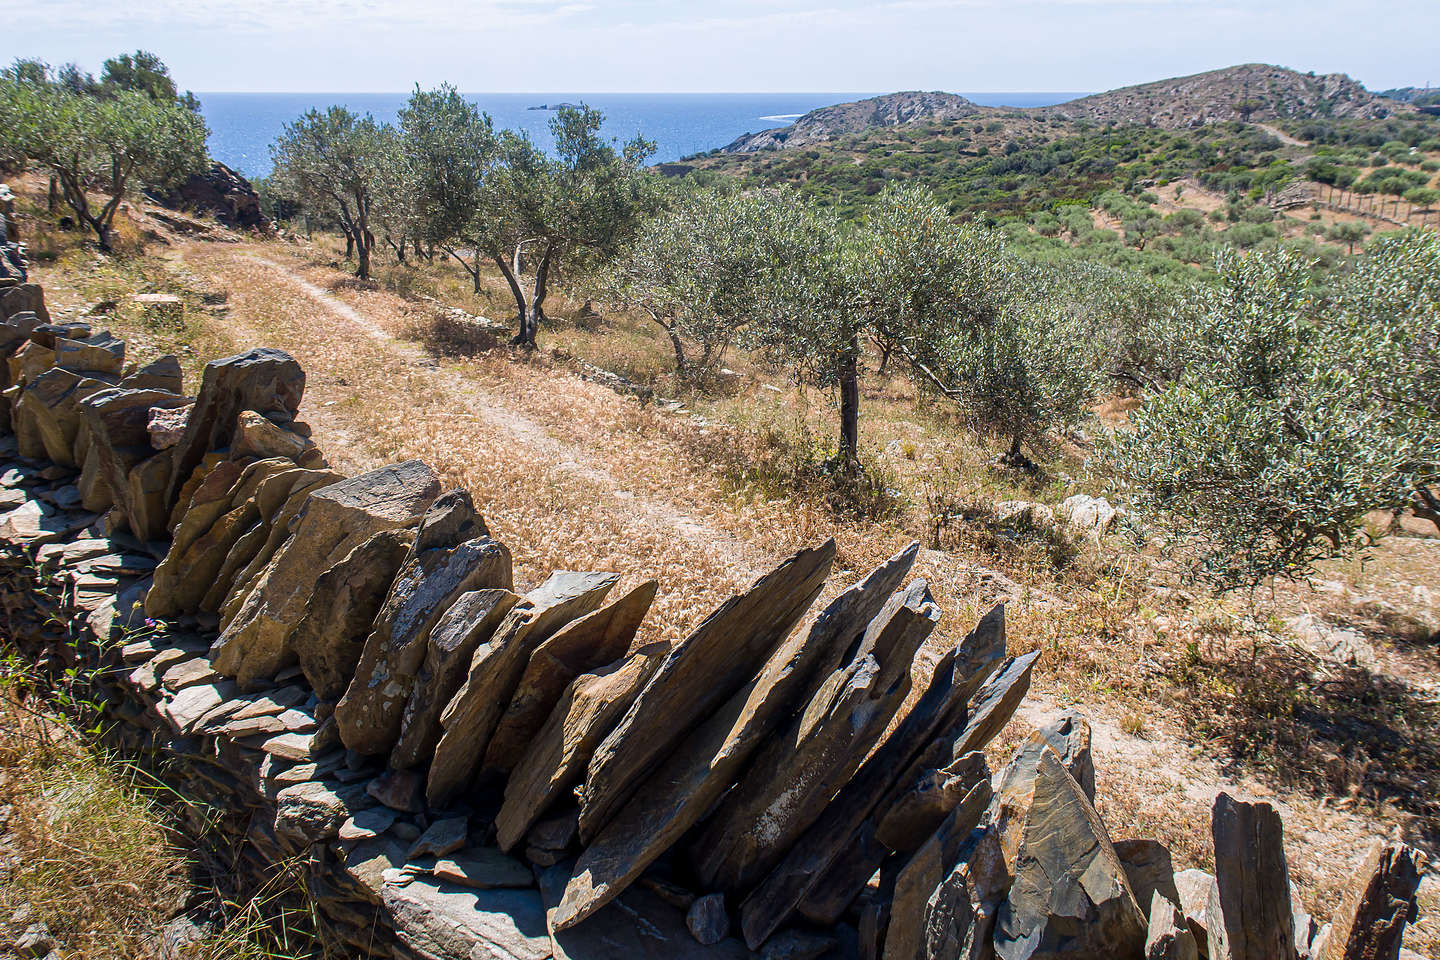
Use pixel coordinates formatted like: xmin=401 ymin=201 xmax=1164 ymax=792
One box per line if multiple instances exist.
xmin=0 ymin=278 xmax=1428 ymax=960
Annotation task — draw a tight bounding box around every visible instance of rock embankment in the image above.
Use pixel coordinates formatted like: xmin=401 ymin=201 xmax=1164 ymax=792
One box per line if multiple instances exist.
xmin=0 ymin=274 xmax=1427 ymax=959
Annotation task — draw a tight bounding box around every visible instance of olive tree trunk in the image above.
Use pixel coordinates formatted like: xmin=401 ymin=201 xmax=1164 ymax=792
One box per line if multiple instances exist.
xmin=838 ymin=332 xmax=861 ymax=473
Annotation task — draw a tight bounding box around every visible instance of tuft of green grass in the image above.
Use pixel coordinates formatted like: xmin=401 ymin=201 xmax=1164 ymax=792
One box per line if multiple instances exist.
xmin=0 ymin=649 xmax=324 ymax=960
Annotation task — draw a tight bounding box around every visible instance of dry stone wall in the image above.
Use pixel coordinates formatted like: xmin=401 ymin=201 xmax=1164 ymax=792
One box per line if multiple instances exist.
xmin=0 ymin=276 xmax=1429 ymax=960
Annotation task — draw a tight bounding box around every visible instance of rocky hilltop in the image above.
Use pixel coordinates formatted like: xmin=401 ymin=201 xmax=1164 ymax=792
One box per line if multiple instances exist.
xmin=1038 ymin=63 xmax=1387 ymax=127
xmin=721 ymin=91 xmax=981 ymax=153
xmin=718 ymin=64 xmax=1392 ymax=157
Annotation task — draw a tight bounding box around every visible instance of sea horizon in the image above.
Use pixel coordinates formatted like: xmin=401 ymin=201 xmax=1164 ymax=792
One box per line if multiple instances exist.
xmin=197 ymin=91 xmax=1091 ymax=178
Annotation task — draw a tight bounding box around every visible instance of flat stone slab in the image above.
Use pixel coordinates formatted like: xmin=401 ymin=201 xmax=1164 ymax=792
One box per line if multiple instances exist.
xmin=409 ymin=816 xmax=469 ymax=860
xmin=261 ymin=732 xmax=318 ymax=762
xmin=160 ymin=658 xmax=220 ymax=692
xmin=433 ymin=849 xmax=533 ymax=890
xmin=339 ymin=807 xmax=398 ymax=842
xmin=164 ymin=681 xmax=240 ymax=734
xmin=0 ymin=499 xmax=95 ymax=545
xmin=383 ymin=878 xmax=551 ymax=960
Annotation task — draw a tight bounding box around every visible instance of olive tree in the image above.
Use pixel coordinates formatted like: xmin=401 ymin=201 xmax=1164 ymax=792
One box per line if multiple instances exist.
xmin=857 ymin=184 xmax=1101 ymax=467
xmin=1102 ymin=235 xmax=1440 ymax=589
xmin=270 ymin=107 xmax=392 ymax=279
xmin=609 ymin=188 xmax=782 ymax=379
xmin=0 ymin=59 xmax=207 ymax=251
xmin=398 ymin=84 xmax=497 ymax=284
xmin=99 ymin=50 xmax=200 ymax=111
xmin=475 ymin=106 xmax=659 ymax=347
xmin=1323 ymin=230 xmax=1440 ymax=531
xmin=734 ymin=190 xmax=863 ymax=468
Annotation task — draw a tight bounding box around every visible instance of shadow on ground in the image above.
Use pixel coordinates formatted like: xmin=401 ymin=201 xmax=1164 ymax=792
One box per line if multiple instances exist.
xmin=1171 ymin=641 xmax=1440 ymax=852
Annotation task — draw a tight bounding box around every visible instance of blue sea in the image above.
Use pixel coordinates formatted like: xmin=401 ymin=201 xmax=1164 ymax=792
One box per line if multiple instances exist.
xmin=198 ymin=92 xmax=1089 ymax=179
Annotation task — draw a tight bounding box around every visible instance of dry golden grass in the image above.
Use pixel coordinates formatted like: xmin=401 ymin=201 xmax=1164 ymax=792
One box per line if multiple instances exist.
xmin=0 ymin=679 xmax=186 ymax=958
xmin=0 ymin=658 xmax=322 ymax=959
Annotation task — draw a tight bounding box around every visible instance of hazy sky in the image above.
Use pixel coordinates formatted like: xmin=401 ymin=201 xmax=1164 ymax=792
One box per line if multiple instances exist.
xmin=3 ymin=0 xmax=1436 ymax=93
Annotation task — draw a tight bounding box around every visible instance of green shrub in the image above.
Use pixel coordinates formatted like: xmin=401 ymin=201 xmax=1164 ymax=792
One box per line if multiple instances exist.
xmin=1103 ymin=234 xmax=1440 ymax=589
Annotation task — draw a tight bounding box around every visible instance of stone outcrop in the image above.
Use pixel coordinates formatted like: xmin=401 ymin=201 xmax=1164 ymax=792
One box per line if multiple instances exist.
xmin=0 ymin=277 xmax=1428 ymax=960
xmin=155 ymin=161 xmax=266 ymax=229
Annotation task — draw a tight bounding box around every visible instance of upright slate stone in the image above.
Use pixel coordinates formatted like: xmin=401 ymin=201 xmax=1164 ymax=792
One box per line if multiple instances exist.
xmin=992 ymin=749 xmax=1147 ymax=960
xmin=1317 ymin=839 xmax=1424 ymax=960
xmin=881 ymin=773 xmax=993 ymax=960
xmin=164 ymin=347 xmax=305 ymax=513
xmin=742 ymin=603 xmax=1010 ymax=944
xmin=481 ymin=579 xmax=657 ymax=779
xmin=212 ymin=460 xmax=440 ymax=690
xmin=1206 ymin=793 xmax=1298 ymax=960
xmin=576 ymin=541 xmax=835 ymax=843
xmin=686 ymin=578 xmax=940 ymax=896
xmin=336 ymin=491 xmax=514 ymax=756
xmin=494 ymin=643 xmax=670 ymax=851
xmin=557 ymin=545 xmax=918 ymax=931
xmin=389 ymin=587 xmax=522 ymax=770
xmin=290 ymin=528 xmax=417 ymax=699
xmin=425 ymin=570 xmax=622 ymax=805
xmin=0 ymin=283 xmax=49 ymax=324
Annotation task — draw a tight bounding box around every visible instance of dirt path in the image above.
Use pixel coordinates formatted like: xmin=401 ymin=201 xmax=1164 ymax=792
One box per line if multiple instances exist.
xmin=219 ymin=248 xmax=773 ymax=583
xmin=1255 ymin=122 xmax=1307 ymax=147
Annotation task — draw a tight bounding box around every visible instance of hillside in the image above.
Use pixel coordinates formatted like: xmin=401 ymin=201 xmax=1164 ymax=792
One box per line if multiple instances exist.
xmin=1037 ymin=62 xmax=1387 ymax=127
xmin=672 ymin=63 xmax=1440 ymax=273
xmin=720 ymin=90 xmax=981 ymax=152
xmin=708 ymin=64 xmax=1392 ymax=163
xmin=5 ymin=174 xmax=1438 ymax=956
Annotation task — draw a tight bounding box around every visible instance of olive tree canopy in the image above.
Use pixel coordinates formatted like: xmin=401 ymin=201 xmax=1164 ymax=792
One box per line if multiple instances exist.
xmin=0 ymin=56 xmax=208 ymax=251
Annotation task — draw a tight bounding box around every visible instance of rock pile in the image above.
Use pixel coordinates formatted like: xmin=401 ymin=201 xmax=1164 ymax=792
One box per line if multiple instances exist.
xmin=0 ymin=279 xmax=1428 ymax=959
xmin=153 ymin=161 xmax=266 ymax=230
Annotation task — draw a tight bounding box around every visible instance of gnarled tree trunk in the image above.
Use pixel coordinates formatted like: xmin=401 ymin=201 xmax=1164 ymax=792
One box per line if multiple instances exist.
xmin=493 ymin=238 xmax=557 ymax=349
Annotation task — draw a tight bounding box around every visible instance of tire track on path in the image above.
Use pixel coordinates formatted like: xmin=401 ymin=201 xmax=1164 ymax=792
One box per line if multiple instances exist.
xmin=220 ymin=250 xmax=772 ymax=582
